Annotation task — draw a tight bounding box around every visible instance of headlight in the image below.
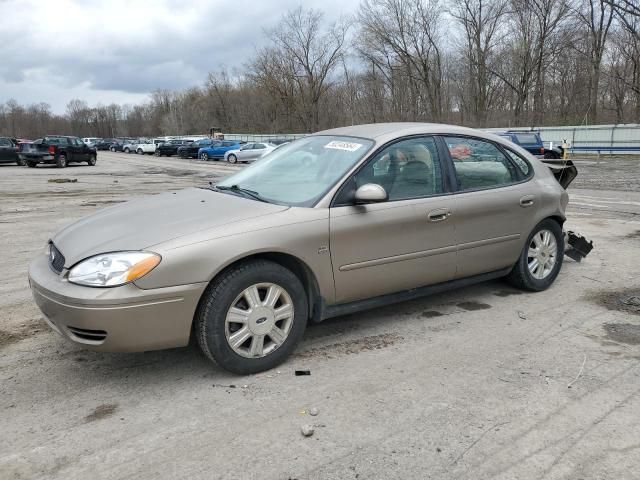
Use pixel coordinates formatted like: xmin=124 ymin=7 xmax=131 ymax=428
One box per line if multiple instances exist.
xmin=68 ymin=251 xmax=161 ymax=287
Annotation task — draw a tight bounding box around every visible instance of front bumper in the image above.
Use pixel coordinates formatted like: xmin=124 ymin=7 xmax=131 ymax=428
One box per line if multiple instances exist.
xmin=28 ymin=254 xmax=207 ymax=352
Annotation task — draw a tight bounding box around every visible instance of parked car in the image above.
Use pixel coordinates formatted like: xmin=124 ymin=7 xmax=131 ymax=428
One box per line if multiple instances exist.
xmin=82 ymin=137 xmax=101 ymax=147
xmin=19 ymin=135 xmax=97 ymax=168
xmin=122 ymin=139 xmax=141 ymax=154
xmin=198 ymin=140 xmax=242 ymax=161
xmin=135 ymin=138 xmax=165 ymax=155
xmin=177 ymin=138 xmax=218 ymax=159
xmin=0 ymin=137 xmax=23 ymax=165
xmin=224 ymin=142 xmax=276 ymax=163
xmin=94 ymin=138 xmax=119 ymax=151
xmin=496 ymin=131 xmax=545 ymax=159
xmin=28 ymin=123 xmax=575 ymax=374
xmin=156 ymin=139 xmax=191 ymax=157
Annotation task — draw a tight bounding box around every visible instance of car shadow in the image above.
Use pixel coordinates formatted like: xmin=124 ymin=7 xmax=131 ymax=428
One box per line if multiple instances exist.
xmin=38 ymin=278 xmax=525 ymax=385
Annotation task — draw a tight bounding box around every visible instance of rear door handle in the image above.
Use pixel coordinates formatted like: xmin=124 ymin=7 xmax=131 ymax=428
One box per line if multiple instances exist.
xmin=520 ymin=195 xmax=535 ymax=207
xmin=428 ymin=209 xmax=451 ymax=222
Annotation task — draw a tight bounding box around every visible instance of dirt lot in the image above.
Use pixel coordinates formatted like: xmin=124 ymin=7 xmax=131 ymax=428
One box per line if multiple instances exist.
xmin=1 ymin=152 xmax=639 ymax=479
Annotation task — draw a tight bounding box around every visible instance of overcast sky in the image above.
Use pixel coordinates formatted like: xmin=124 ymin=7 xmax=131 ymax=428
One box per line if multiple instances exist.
xmin=0 ymin=0 xmax=360 ymax=113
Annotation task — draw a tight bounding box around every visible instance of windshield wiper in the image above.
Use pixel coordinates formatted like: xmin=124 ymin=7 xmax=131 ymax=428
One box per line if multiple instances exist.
xmin=215 ymin=184 xmax=269 ymax=203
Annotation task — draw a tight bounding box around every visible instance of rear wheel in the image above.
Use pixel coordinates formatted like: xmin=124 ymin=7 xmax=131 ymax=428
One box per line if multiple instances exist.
xmin=26 ymin=160 xmax=37 ymax=168
xmin=110 ymin=146 xmax=116 ymax=152
xmin=17 ymin=156 xmax=26 ymax=166
xmin=227 ymin=154 xmax=237 ymax=164
xmin=200 ymin=152 xmax=209 ymax=161
xmin=124 ymin=147 xmax=130 ymax=154
xmin=136 ymin=148 xmax=143 ymax=155
xmin=195 ymin=260 xmax=308 ymax=374
xmin=506 ymin=218 xmax=563 ymax=291
xmin=56 ymin=154 xmax=68 ymax=168
xmin=87 ymin=154 xmax=97 ymax=166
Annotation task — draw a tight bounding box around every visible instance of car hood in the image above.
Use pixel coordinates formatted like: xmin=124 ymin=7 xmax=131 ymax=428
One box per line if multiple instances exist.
xmin=52 ymin=187 xmax=289 ymax=267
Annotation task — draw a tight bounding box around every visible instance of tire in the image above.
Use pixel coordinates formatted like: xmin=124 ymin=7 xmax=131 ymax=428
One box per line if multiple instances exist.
xmin=155 ymin=151 xmax=161 ymax=156
xmin=227 ymin=154 xmax=237 ymax=164
xmin=544 ymin=151 xmax=560 ymax=159
xmin=506 ymin=218 xmax=564 ymax=291
xmin=26 ymin=160 xmax=37 ymax=168
xmin=200 ymin=152 xmax=209 ymax=161
xmin=56 ymin=154 xmax=67 ymax=168
xmin=17 ymin=156 xmax=26 ymax=166
xmin=124 ymin=147 xmax=130 ymax=154
xmin=87 ymin=154 xmax=97 ymax=166
xmin=110 ymin=147 xmax=116 ymax=152
xmin=136 ymin=148 xmax=143 ymax=155
xmin=195 ymin=260 xmax=308 ymax=374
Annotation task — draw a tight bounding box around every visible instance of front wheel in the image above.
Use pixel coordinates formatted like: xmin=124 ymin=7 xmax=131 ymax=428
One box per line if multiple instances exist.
xmin=87 ymin=154 xmax=97 ymax=166
xmin=56 ymin=154 xmax=67 ymax=168
xmin=17 ymin=156 xmax=26 ymax=166
xmin=506 ymin=219 xmax=564 ymax=291
xmin=124 ymin=147 xmax=130 ymax=154
xmin=110 ymin=147 xmax=116 ymax=152
xmin=195 ymin=260 xmax=308 ymax=374
xmin=200 ymin=152 xmax=209 ymax=161
xmin=227 ymin=154 xmax=237 ymax=164
xmin=136 ymin=148 xmax=143 ymax=155
xmin=26 ymin=160 xmax=37 ymax=168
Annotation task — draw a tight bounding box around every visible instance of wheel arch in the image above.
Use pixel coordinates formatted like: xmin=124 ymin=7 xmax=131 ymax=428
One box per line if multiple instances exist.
xmin=194 ymin=251 xmax=323 ymax=328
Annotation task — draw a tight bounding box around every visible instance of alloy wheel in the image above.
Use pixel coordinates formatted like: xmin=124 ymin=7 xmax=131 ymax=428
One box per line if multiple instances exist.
xmin=527 ymin=229 xmax=558 ymax=280
xmin=225 ymin=283 xmax=294 ymax=358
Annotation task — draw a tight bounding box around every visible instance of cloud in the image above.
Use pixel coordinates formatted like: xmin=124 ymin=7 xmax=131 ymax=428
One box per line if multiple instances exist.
xmin=0 ymin=0 xmax=358 ymax=112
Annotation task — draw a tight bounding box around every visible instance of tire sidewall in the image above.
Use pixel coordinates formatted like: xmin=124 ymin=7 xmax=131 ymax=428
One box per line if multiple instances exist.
xmin=88 ymin=154 xmax=97 ymax=166
xmin=57 ymin=154 xmax=67 ymax=168
xmin=516 ymin=219 xmax=564 ymax=290
xmin=228 ymin=154 xmax=237 ymax=163
xmin=198 ymin=261 xmax=308 ymax=374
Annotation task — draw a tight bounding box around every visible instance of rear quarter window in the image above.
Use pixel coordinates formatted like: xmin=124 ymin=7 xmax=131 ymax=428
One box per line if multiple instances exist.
xmin=513 ymin=133 xmax=540 ymax=145
xmin=503 ymin=148 xmax=533 ymax=178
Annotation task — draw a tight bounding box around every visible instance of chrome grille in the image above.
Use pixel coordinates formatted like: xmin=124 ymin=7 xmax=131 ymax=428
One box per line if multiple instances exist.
xmin=49 ymin=243 xmax=65 ymax=273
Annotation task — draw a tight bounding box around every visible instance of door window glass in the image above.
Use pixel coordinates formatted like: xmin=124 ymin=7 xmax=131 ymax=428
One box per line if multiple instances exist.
xmin=443 ymin=136 xmax=519 ymax=191
xmin=354 ymin=137 xmax=443 ymax=201
xmin=0 ymin=138 xmax=10 ymax=146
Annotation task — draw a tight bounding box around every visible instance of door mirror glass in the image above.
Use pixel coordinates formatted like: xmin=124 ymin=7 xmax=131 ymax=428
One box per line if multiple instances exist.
xmin=354 ymin=183 xmax=388 ymax=204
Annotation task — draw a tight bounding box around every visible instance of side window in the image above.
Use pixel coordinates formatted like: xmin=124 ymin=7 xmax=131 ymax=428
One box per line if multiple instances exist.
xmin=443 ymin=136 xmax=519 ymax=191
xmin=503 ymin=148 xmax=531 ymax=177
xmin=0 ymin=138 xmax=10 ymax=146
xmin=74 ymin=138 xmax=84 ymax=146
xmin=353 ymin=137 xmax=443 ymax=201
xmin=254 ymin=143 xmax=266 ymax=150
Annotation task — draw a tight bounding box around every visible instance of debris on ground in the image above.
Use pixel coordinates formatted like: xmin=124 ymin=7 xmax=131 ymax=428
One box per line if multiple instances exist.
xmin=48 ymin=178 xmax=78 ymax=183
xmin=301 ymin=424 xmax=315 ymax=437
xmin=295 ymin=370 xmax=311 ymax=376
xmin=593 ymin=288 xmax=640 ymax=316
xmin=567 ymin=354 xmax=587 ymax=389
xmin=565 ymin=231 xmax=594 ymax=262
xmin=309 ymin=407 xmax=319 ymax=416
xmin=517 ymin=311 xmax=527 ymax=320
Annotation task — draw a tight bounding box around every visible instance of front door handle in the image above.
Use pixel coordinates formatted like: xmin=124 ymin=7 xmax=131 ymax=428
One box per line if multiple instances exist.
xmin=520 ymin=195 xmax=535 ymax=207
xmin=428 ymin=209 xmax=451 ymax=222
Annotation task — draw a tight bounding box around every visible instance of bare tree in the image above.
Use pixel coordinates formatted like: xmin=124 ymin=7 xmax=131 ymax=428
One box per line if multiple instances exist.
xmin=451 ymin=0 xmax=509 ymax=126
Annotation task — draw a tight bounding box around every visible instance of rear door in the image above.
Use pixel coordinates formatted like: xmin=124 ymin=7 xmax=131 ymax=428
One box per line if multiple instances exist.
xmin=73 ymin=137 xmax=89 ymax=161
xmin=440 ymin=136 xmax=539 ymax=279
xmin=329 ymin=136 xmax=457 ymax=303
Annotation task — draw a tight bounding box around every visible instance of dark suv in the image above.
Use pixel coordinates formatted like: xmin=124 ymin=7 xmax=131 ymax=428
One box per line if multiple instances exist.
xmin=0 ymin=137 xmax=23 ymax=165
xmin=496 ymin=131 xmax=545 ymax=159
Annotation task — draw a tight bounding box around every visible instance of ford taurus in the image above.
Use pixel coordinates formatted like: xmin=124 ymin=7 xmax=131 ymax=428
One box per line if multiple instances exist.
xmin=29 ymin=123 xmax=571 ymax=374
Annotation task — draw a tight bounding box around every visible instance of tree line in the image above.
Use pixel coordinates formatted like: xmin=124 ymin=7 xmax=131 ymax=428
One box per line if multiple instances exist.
xmin=1 ymin=0 xmax=639 ymax=139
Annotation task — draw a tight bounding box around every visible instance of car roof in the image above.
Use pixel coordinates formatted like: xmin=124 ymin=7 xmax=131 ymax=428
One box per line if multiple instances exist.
xmin=313 ymin=122 xmax=510 ymax=146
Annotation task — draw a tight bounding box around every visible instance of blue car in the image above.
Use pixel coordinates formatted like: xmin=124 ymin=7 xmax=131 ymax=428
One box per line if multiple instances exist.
xmin=198 ymin=140 xmax=242 ymax=161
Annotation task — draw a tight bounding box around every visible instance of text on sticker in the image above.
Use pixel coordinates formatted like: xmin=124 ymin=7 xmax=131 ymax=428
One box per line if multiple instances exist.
xmin=324 ymin=141 xmax=363 ymax=152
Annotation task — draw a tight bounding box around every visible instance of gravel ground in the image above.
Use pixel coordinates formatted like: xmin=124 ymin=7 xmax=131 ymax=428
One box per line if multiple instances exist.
xmin=1 ymin=152 xmax=639 ymax=480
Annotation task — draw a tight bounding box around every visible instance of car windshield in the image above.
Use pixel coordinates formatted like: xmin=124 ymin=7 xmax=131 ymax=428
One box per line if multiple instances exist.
xmin=216 ymin=135 xmax=374 ymax=207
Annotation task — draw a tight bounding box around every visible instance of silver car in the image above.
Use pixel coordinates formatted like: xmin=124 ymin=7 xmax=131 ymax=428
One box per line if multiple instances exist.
xmin=29 ymin=123 xmax=571 ymax=374
xmin=224 ymin=142 xmax=277 ymax=163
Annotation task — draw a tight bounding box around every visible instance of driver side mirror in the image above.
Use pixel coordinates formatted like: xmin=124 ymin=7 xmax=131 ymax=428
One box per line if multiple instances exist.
xmin=354 ymin=183 xmax=388 ymax=204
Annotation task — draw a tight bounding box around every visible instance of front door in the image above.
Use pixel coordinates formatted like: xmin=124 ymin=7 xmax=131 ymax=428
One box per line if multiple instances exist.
xmin=329 ymin=136 xmax=457 ymax=304
xmin=440 ymin=136 xmax=540 ymax=278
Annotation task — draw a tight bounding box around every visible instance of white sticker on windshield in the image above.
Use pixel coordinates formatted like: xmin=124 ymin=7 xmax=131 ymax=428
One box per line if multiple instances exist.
xmin=324 ymin=140 xmax=363 ymax=152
